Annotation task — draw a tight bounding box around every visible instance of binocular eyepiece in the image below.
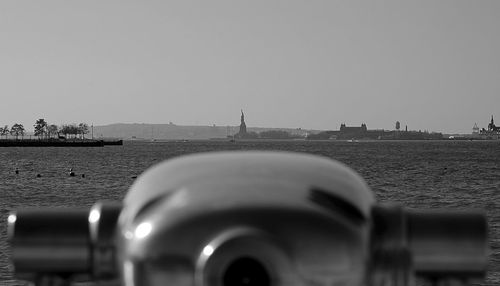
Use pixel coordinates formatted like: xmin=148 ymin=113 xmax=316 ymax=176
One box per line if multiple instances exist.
xmin=8 ymin=152 xmax=489 ymax=286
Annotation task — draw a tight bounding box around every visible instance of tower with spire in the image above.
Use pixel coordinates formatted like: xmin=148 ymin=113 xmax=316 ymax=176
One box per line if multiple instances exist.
xmin=488 ymin=115 xmax=497 ymax=131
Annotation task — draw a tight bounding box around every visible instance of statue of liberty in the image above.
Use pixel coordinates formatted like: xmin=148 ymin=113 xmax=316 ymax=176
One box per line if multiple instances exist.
xmin=239 ymin=109 xmax=247 ymax=135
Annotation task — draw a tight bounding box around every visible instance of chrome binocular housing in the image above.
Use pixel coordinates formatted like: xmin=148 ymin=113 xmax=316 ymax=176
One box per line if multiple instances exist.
xmin=8 ymin=152 xmax=488 ymax=286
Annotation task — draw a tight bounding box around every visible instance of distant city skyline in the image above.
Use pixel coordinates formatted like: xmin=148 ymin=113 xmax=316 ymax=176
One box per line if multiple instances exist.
xmin=2 ymin=114 xmax=499 ymax=135
xmin=1 ymin=1 xmax=499 ymax=134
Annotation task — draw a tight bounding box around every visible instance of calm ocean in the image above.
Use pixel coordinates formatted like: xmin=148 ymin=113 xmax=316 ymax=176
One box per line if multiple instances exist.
xmin=1 ymin=140 xmax=499 ymax=285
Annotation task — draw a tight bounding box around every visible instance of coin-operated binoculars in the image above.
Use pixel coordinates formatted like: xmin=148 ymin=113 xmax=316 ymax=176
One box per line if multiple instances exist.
xmin=8 ymin=152 xmax=488 ymax=286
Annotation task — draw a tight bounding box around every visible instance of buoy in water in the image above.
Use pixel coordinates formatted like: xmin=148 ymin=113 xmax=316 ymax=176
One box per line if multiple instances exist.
xmin=15 ymin=168 xmax=19 ymax=175
xmin=69 ymin=168 xmax=75 ymax=177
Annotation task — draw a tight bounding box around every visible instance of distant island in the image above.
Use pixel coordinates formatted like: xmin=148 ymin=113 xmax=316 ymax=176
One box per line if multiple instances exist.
xmin=90 ymin=110 xmax=319 ymax=141
xmin=93 ymin=122 xmax=313 ymax=141
xmin=91 ymin=112 xmax=442 ymax=141
xmin=91 ymin=113 xmax=500 ymax=141
xmin=91 ymin=122 xmax=447 ymax=141
xmin=3 ymin=114 xmax=498 ymax=143
xmin=0 ymin=119 xmax=122 ymax=147
xmin=307 ymin=122 xmax=443 ymax=140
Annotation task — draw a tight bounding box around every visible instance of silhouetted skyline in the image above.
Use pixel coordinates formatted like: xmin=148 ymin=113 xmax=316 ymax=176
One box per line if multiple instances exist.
xmin=1 ymin=1 xmax=499 ymax=133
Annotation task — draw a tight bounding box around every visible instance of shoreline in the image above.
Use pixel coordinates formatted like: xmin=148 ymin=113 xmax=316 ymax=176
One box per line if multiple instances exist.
xmin=0 ymin=139 xmax=123 ymax=147
xmin=127 ymin=138 xmax=499 ymax=143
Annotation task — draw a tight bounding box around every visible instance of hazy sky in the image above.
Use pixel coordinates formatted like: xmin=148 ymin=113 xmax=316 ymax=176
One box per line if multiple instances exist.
xmin=1 ymin=1 xmax=499 ymax=133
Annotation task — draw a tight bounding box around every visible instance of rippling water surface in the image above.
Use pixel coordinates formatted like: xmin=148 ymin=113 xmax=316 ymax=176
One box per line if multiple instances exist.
xmin=1 ymin=140 xmax=499 ymax=285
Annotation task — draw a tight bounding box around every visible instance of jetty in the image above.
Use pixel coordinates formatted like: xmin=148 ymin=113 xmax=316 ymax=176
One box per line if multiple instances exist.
xmin=0 ymin=139 xmax=123 ymax=147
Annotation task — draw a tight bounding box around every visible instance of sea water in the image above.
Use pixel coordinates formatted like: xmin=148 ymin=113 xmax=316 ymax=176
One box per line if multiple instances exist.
xmin=1 ymin=140 xmax=499 ymax=285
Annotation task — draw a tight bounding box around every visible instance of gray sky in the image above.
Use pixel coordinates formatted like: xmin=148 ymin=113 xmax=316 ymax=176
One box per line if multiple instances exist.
xmin=1 ymin=1 xmax=499 ymax=133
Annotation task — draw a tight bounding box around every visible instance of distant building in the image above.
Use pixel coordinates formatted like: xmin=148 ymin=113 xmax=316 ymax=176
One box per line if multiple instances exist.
xmin=340 ymin=123 xmax=367 ymax=133
xmin=479 ymin=115 xmax=500 ymax=139
xmin=472 ymin=123 xmax=479 ymax=136
xmin=306 ymin=121 xmax=442 ymax=140
xmin=338 ymin=123 xmax=370 ymax=139
xmin=488 ymin=115 xmax=500 ymax=132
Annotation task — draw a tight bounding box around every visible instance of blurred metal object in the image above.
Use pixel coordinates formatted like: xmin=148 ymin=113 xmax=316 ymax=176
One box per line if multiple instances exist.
xmin=370 ymin=205 xmax=488 ymax=286
xmin=7 ymin=151 xmax=489 ymax=286
xmin=89 ymin=201 xmax=123 ymax=281
xmin=407 ymin=210 xmax=488 ymax=281
xmin=8 ymin=209 xmax=91 ymax=282
xmin=370 ymin=204 xmax=413 ymax=286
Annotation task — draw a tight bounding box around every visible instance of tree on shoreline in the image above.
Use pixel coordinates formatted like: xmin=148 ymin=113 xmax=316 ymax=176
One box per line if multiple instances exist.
xmin=60 ymin=124 xmax=79 ymax=139
xmin=60 ymin=124 xmax=70 ymax=138
xmin=0 ymin=121 xmax=90 ymax=140
xmin=78 ymin=123 xmax=89 ymax=139
xmin=0 ymin=125 xmax=9 ymax=139
xmin=10 ymin=124 xmax=25 ymax=139
xmin=47 ymin=124 xmax=58 ymax=139
xmin=34 ymin=119 xmax=48 ymax=139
